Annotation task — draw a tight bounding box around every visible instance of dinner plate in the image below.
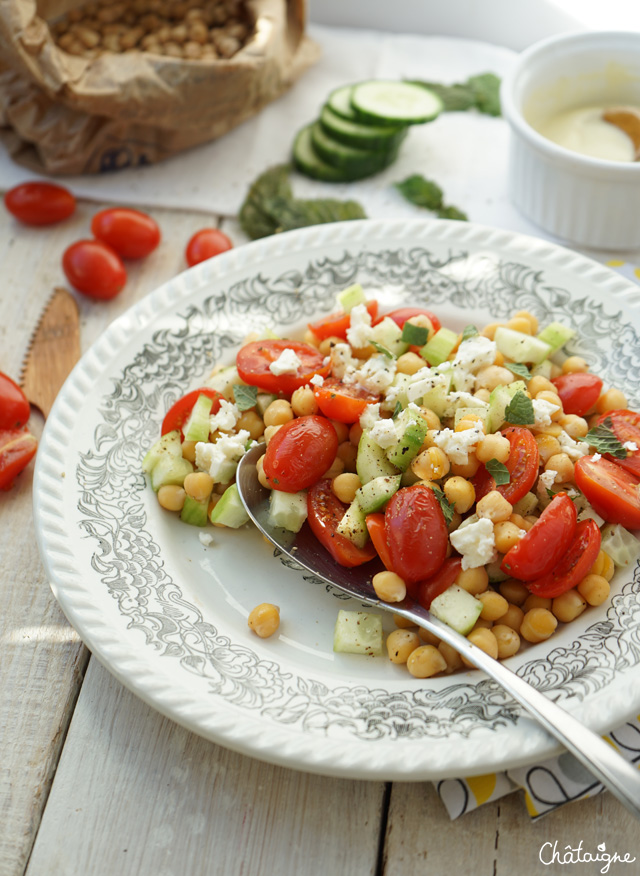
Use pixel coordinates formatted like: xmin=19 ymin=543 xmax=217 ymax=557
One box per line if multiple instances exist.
xmin=34 ymin=218 xmax=640 ymax=781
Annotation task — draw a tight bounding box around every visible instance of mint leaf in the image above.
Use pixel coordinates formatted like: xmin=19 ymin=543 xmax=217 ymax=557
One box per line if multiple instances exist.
xmin=408 ymin=72 xmax=501 ymax=116
xmin=395 ymin=175 xmax=443 ymax=210
xmin=485 ymin=458 xmax=510 ymax=485
xmin=437 ymin=205 xmax=468 ymax=221
xmin=371 ymin=341 xmax=394 ymax=359
xmin=233 ymin=384 xmax=258 ymax=411
xmin=461 ymin=324 xmax=479 ymax=343
xmin=401 ymin=322 xmax=429 ymax=346
xmin=468 ymin=72 xmax=502 ymax=116
xmin=504 ymin=390 xmax=535 ymax=425
xmin=392 ymin=401 xmax=403 ymax=419
xmin=504 ymin=362 xmax=531 ymax=380
xmin=432 ymin=487 xmax=456 ymax=527
xmin=586 ymin=418 xmax=626 ymax=458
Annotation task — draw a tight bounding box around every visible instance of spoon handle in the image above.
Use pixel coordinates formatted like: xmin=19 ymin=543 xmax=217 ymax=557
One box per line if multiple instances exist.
xmin=396 ymin=603 xmax=640 ymax=819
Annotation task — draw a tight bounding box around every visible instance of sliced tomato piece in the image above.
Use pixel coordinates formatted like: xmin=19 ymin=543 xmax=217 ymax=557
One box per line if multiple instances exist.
xmin=501 ymin=493 xmax=577 ymax=581
xmin=473 ymin=426 xmax=540 ymax=505
xmin=384 ymin=484 xmax=448 ymax=583
xmin=0 ymin=428 xmax=38 ymax=490
xmin=376 ymin=307 xmax=441 ymax=333
xmin=411 ymin=557 xmax=463 ymax=609
xmin=575 ymin=455 xmax=640 ymax=529
xmin=526 ymin=519 xmax=601 ymax=598
xmin=596 ymin=409 xmax=640 ymax=478
xmin=307 ymin=479 xmax=377 ymax=567
xmin=161 ymin=388 xmax=222 ymax=437
xmin=308 ymin=300 xmax=379 ymax=341
xmin=0 ymin=372 xmax=31 ymax=430
xmin=236 ymin=340 xmax=329 ymax=395
xmin=365 ymin=513 xmax=394 ymax=571
xmin=263 ymin=415 xmax=338 ymax=492
xmin=314 ymin=378 xmax=379 ymax=423
xmin=552 ymin=372 xmax=603 ymax=417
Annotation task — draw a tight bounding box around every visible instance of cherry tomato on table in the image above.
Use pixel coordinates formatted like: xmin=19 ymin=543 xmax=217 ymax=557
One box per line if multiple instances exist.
xmin=314 ymin=378 xmax=379 ymax=423
xmin=526 ymin=519 xmax=601 ymax=599
xmin=62 ymin=240 xmax=126 ymax=300
xmin=161 ymin=388 xmax=222 ymax=437
xmin=185 ymin=228 xmax=233 ymax=267
xmin=552 ymin=372 xmax=603 ymax=417
xmin=91 ymin=208 xmax=161 ymax=259
xmin=595 ymin=409 xmax=640 ymax=478
xmin=375 ymin=307 xmax=441 ymax=334
xmin=501 ymin=493 xmax=577 ymax=582
xmin=0 ymin=372 xmax=31 ymax=430
xmin=236 ymin=340 xmax=329 ymax=395
xmin=473 ymin=426 xmax=540 ymax=505
xmin=307 ymin=479 xmax=378 ymax=567
xmin=308 ymin=300 xmax=378 ymax=341
xmin=4 ymin=182 xmax=75 ymax=226
xmin=384 ymin=484 xmax=448 ymax=583
xmin=263 ymin=415 xmax=338 ymax=492
xmin=574 ymin=455 xmax=640 ymax=529
xmin=0 ymin=429 xmax=37 ymax=491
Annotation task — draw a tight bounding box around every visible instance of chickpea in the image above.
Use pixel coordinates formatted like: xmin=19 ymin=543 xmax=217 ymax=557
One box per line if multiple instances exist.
xmin=407 ymin=645 xmax=447 ymax=678
xmin=492 ymin=624 xmax=521 ymax=659
xmin=562 ymin=356 xmax=588 ymax=374
xmin=481 ymin=321 xmax=505 ymax=340
xmin=596 ymin=388 xmax=628 ymax=414
xmin=496 ymin=603 xmax=524 ymax=633
xmin=558 ymin=414 xmax=588 ymax=439
xmin=323 ymin=457 xmax=344 ymax=479
xmin=456 ymin=414 xmax=485 ymax=432
xmin=476 ymin=490 xmax=513 ymax=523
xmin=411 ymin=446 xmax=450 ymax=481
xmin=256 ymin=454 xmax=270 ymax=489
xmin=418 ymin=627 xmax=440 ymax=646
xmin=535 ymin=433 xmax=561 ymax=463
xmin=393 ymin=613 xmax=416 ymax=629
xmin=443 ymin=476 xmax=475 ymax=513
xmin=520 ymin=608 xmax=558 ymax=643
xmin=577 ymin=573 xmax=610 ymax=606
xmin=456 ymin=565 xmax=489 ymax=595
xmin=590 ymin=550 xmax=615 ymax=582
xmin=499 ymin=578 xmax=529 ymax=606
xmin=493 ymin=350 xmax=505 ymax=367
xmin=337 ymin=440 xmax=358 ymax=471
xmin=417 ymin=407 xmax=441 ymax=430
xmin=545 ymin=453 xmax=574 ymax=483
xmin=396 ymin=352 xmax=426 ymax=375
xmin=330 ymin=419 xmax=350 ymax=443
xmin=494 ymin=520 xmax=525 ymax=553
xmin=181 ymin=440 xmax=197 ymax=463
xmin=475 ymin=365 xmax=515 ymax=392
xmin=523 ymin=594 xmax=552 ymax=612
xmin=158 ymin=484 xmax=186 ymax=511
xmin=474 ymin=388 xmax=491 ymax=403
xmin=477 ymin=590 xmax=509 ymax=621
xmin=476 ymin=432 xmax=511 ymax=464
xmin=303 ymin=328 xmax=320 ymax=348
xmin=450 ymin=454 xmax=481 ymax=478
xmin=507 ymin=316 xmax=533 ymax=334
xmin=263 ymin=424 xmax=282 ymax=445
xmin=535 ymin=390 xmax=564 ymax=418
xmin=462 ymin=628 xmax=498 ymax=666
xmin=236 ymin=409 xmax=265 ymax=440
xmin=248 ymin=603 xmax=280 ymax=638
xmin=349 ymin=422 xmax=363 ymax=446
xmin=528 ymin=375 xmax=555 ymax=397
xmin=438 ymin=641 xmax=464 ymax=672
xmin=318 ymin=335 xmax=344 ymax=356
xmin=387 ymin=629 xmax=420 ymax=664
xmin=552 ymin=589 xmax=587 ymax=623
xmin=372 ymin=571 xmax=407 ymax=603
xmin=512 ymin=310 xmax=539 ymax=334
xmin=183 ymin=471 xmax=214 ymax=501
xmin=263 ymin=399 xmax=293 ymax=428
xmin=291 ymin=386 xmax=318 ymax=417
xmin=332 ymin=472 xmax=361 ymax=504
xmin=509 ymin=512 xmax=532 ymax=531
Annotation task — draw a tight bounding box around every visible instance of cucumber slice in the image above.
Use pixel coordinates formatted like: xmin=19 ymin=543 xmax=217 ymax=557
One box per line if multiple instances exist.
xmin=530 ymin=359 xmax=553 ymax=380
xmin=320 ymin=104 xmax=407 ymax=151
xmin=142 ymin=429 xmax=182 ymax=474
xmin=256 ymin=392 xmax=278 ymax=416
xmin=351 ymin=81 xmax=443 ymax=125
xmin=537 ymin=321 xmax=576 ymax=355
xmin=333 ymin=610 xmax=383 ymax=656
xmin=337 ymin=283 xmax=366 ymax=313
xmin=150 ymin=455 xmax=193 ymax=492
xmin=429 ymin=585 xmax=482 ymax=636
xmin=356 ymin=474 xmax=402 ymax=514
xmin=494 ymin=327 xmax=551 ymax=365
xmin=293 ymin=124 xmax=385 ymax=182
xmin=268 ymin=489 xmax=308 ymax=533
xmin=487 ymin=380 xmax=527 ymax=432
xmin=183 ymin=393 xmax=214 ymax=443
xmin=180 ymin=494 xmax=209 ymax=527
xmin=327 ymin=84 xmax=359 ymax=121
xmin=485 ymin=560 xmax=510 ymax=584
xmin=420 ymin=381 xmax=450 ymax=418
xmin=382 ymin=372 xmax=412 ymax=411
xmin=420 ymin=327 xmax=459 ymax=366
xmin=600 ymin=524 xmax=640 ymax=567
xmin=512 ymin=491 xmax=539 ymax=517
xmin=336 ymin=499 xmax=369 ymax=548
xmin=310 ymin=122 xmax=394 ymax=176
xmin=370 ymin=317 xmax=409 ymax=358
xmin=386 ymin=410 xmax=429 ymax=472
xmin=209 ymin=483 xmax=249 ymax=528
xmin=454 ymin=405 xmax=490 ymax=431
xmin=357 ymin=429 xmax=400 ymax=484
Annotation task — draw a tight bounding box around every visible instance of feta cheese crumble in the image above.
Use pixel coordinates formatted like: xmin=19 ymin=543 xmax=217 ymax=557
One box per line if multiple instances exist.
xmin=624 ymin=441 xmax=638 ymax=452
xmin=195 ymin=429 xmax=252 ymax=483
xmin=359 ymin=402 xmax=381 ymax=431
xmin=557 ymin=431 xmax=589 ymax=460
xmin=449 ymin=517 xmax=496 ymax=570
xmin=346 ymin=303 xmax=374 ymax=349
xmin=199 ymin=532 xmax=214 ymax=546
xmin=309 ymin=374 xmax=324 ymax=387
xmin=209 ymin=399 xmax=240 ymax=433
xmin=592 ymin=452 xmax=602 ymax=462
xmin=368 ymin=418 xmax=399 ymax=449
xmin=532 ymin=398 xmax=560 ymax=427
xmin=453 ymin=336 xmax=497 ymax=373
xmin=432 ymin=422 xmax=485 ymax=464
xmin=329 ymin=343 xmax=353 ymax=380
xmin=269 ymin=348 xmax=302 ymax=376
xmin=537 ymin=468 xmax=558 ymax=499
xmin=344 ymin=354 xmax=397 ymax=395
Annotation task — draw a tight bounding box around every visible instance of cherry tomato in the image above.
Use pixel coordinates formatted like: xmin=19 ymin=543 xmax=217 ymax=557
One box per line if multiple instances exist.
xmin=263 ymin=415 xmax=338 ymax=492
xmin=501 ymin=493 xmax=577 ymax=581
xmin=308 ymin=300 xmax=379 ymax=341
xmin=376 ymin=307 xmax=441 ymax=333
xmin=236 ymin=340 xmax=330 ymax=395
xmin=307 ymin=479 xmax=378 ymax=567
xmin=473 ymin=426 xmax=540 ymax=505
xmin=314 ymin=378 xmax=379 ymax=423
xmin=0 ymin=372 xmax=30 ymax=430
xmin=384 ymin=484 xmax=448 ymax=583
xmin=4 ymin=182 xmax=75 ymax=226
xmin=365 ymin=513 xmax=394 ymax=570
xmin=595 ymin=409 xmax=640 ymax=478
xmin=0 ymin=428 xmax=37 ymax=490
xmin=552 ymin=372 xmax=603 ymax=417
xmin=161 ymin=388 xmax=222 ymax=437
xmin=91 ymin=208 xmax=161 ymax=259
xmin=185 ymin=228 xmax=233 ymax=267
xmin=411 ymin=557 xmax=463 ymax=609
xmin=526 ymin=519 xmax=601 ymax=599
xmin=62 ymin=240 xmax=127 ymax=300
xmin=574 ymin=455 xmax=640 ymax=529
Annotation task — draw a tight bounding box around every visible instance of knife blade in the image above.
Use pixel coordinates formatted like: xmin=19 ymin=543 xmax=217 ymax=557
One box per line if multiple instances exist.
xmin=20 ymin=287 xmax=81 ymax=418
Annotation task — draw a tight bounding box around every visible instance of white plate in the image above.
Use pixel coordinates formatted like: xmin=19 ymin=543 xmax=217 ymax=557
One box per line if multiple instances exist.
xmin=34 ymin=218 xmax=640 ymax=781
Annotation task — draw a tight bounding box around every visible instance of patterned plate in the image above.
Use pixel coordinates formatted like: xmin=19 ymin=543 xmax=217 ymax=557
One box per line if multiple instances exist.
xmin=34 ymin=219 xmax=640 ymax=780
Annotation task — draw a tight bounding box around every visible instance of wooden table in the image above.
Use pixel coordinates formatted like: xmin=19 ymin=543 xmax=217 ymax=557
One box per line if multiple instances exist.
xmin=1 ymin=199 xmax=635 ymax=876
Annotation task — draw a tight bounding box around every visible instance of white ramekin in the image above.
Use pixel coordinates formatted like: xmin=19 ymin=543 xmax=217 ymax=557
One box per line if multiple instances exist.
xmin=501 ymin=31 xmax=640 ymax=251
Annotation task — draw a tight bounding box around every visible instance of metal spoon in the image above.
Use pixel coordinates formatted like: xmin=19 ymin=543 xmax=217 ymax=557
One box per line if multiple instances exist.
xmin=602 ymin=107 xmax=640 ymax=160
xmin=237 ymin=443 xmax=640 ymax=818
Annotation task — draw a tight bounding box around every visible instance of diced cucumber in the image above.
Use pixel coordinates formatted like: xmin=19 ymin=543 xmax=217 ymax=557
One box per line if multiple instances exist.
xmin=494 ymin=327 xmax=551 ymax=365
xmin=600 ymin=524 xmax=640 ymax=567
xmin=386 ymin=409 xmax=429 ymax=472
xmin=310 ymin=122 xmax=395 ymax=176
xmin=209 ymin=483 xmax=249 ymax=528
xmin=336 ymin=500 xmax=369 ymax=548
xmin=420 ymin=327 xmax=459 ymax=366
xmin=206 ymin=365 xmax=245 ymax=400
xmin=429 ymin=585 xmax=483 ymax=636
xmin=327 ymin=84 xmax=359 ymax=121
xmin=357 ymin=429 xmax=400 ymax=484
xmin=351 ymin=80 xmax=443 ymax=125
xmin=454 ymin=405 xmax=490 ymax=431
xmin=268 ymin=489 xmax=308 ymax=533
xmin=512 ymin=491 xmax=538 ymax=517
xmin=487 ymin=380 xmax=527 ymax=432
xmin=356 ymin=474 xmax=402 ymax=514
xmin=485 ymin=559 xmax=509 ymax=584
xmin=382 ymin=373 xmax=411 ymax=411
xmin=530 ymin=359 xmax=553 ymax=380
xmin=183 ymin=393 xmax=214 ymax=443
xmin=320 ymin=104 xmax=407 ymax=151
xmin=420 ymin=381 xmax=450 ymax=418
xmin=256 ymin=392 xmax=278 ymax=416
xmin=337 ymin=283 xmax=366 ymax=313
xmin=400 ymin=467 xmax=421 ymax=486
xmin=333 ymin=610 xmax=383 ymax=656
xmin=180 ymin=494 xmax=209 ymax=527
xmin=150 ymin=455 xmax=193 ymax=492
xmin=141 ymin=429 xmax=182 ymax=474
xmin=370 ymin=317 xmax=409 ymax=358
xmin=537 ymin=321 xmax=576 ymax=355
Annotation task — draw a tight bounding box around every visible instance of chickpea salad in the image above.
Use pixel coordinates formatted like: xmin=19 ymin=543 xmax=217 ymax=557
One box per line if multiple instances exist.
xmin=142 ymin=284 xmax=640 ymax=678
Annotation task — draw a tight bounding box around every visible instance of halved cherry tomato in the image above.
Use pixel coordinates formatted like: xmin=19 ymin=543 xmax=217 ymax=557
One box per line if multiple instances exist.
xmin=185 ymin=228 xmax=233 ymax=267
xmin=574 ymin=455 xmax=640 ymax=529
xmin=62 ymin=239 xmax=127 ymax=300
xmin=552 ymin=372 xmax=603 ymax=417
xmin=91 ymin=208 xmax=161 ymax=259
xmin=4 ymin=182 xmax=75 ymax=226
xmin=307 ymin=479 xmax=377 ymax=567
xmin=595 ymin=409 xmax=640 ymax=478
xmin=0 ymin=428 xmax=37 ymax=490
xmin=411 ymin=557 xmax=463 ymax=609
xmin=263 ymin=415 xmax=338 ymax=492
xmin=236 ymin=340 xmax=329 ymax=395
xmin=501 ymin=493 xmax=577 ymax=581
xmin=365 ymin=513 xmax=393 ymax=571
xmin=473 ymin=426 xmax=540 ymax=505
xmin=0 ymin=372 xmax=30 ymax=430
xmin=161 ymin=388 xmax=222 ymax=437
xmin=376 ymin=307 xmax=441 ymax=333
xmin=526 ymin=519 xmax=601 ymax=598
xmin=308 ymin=300 xmax=378 ymax=340
xmin=384 ymin=484 xmax=448 ymax=583
xmin=314 ymin=378 xmax=379 ymax=423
